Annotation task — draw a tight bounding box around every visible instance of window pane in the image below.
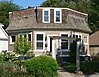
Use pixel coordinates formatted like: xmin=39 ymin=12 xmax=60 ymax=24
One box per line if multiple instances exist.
xmin=44 ymin=17 xmax=48 ymax=21
xmin=61 ymin=34 xmax=68 ymax=49
xmin=76 ymin=35 xmax=78 ymax=38
xmin=11 ymin=36 xmax=15 ymax=42
xmin=44 ymin=11 xmax=49 ymax=22
xmin=79 ymin=35 xmax=81 ymax=38
xmin=37 ymin=34 xmax=43 ymax=40
xmin=56 ymin=11 xmax=60 ymax=22
xmin=73 ymin=34 xmax=75 ymax=38
xmin=24 ymin=34 xmax=27 ymax=38
xmin=84 ymin=36 xmax=87 ymax=43
xmin=37 ymin=42 xmax=43 ymax=49
xmin=61 ymin=34 xmax=68 ymax=41
xmin=28 ymin=34 xmax=31 ymax=41
xmin=61 ymin=41 xmax=68 ymax=49
xmin=44 ymin=11 xmax=48 ymax=15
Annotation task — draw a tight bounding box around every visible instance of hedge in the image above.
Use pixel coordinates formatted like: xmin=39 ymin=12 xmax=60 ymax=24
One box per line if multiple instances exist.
xmin=25 ymin=56 xmax=58 ymax=77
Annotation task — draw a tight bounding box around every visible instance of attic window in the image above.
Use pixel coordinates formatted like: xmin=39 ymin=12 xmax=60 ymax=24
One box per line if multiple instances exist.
xmin=43 ymin=9 xmax=50 ymax=23
xmin=54 ymin=9 xmax=62 ymax=23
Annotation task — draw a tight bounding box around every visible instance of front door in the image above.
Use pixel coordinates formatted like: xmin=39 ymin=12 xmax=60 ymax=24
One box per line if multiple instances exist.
xmin=47 ymin=35 xmax=58 ymax=52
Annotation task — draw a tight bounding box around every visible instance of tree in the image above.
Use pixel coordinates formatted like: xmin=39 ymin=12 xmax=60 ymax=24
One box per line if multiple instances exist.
xmin=88 ymin=0 xmax=99 ymax=32
xmin=0 ymin=0 xmax=21 ymax=29
xmin=14 ymin=36 xmax=32 ymax=59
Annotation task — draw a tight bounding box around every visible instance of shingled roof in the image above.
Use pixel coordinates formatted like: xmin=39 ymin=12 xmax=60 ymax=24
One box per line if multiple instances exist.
xmin=89 ymin=31 xmax=99 ymax=46
xmin=6 ymin=7 xmax=91 ymax=33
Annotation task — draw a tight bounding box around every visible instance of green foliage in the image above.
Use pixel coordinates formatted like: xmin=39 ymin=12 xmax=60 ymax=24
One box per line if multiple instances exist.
xmin=0 ymin=0 xmax=21 ymax=29
xmin=14 ymin=36 xmax=32 ymax=56
xmin=80 ymin=61 xmax=96 ymax=74
xmin=69 ymin=41 xmax=77 ymax=64
xmin=0 ymin=51 xmax=19 ymax=62
xmin=64 ymin=63 xmax=76 ymax=73
xmin=64 ymin=61 xmax=99 ymax=74
xmin=0 ymin=53 xmax=4 ymax=61
xmin=41 ymin=0 xmax=99 ymax=32
xmin=0 ymin=61 xmax=15 ymax=77
xmin=25 ymin=56 xmax=58 ymax=77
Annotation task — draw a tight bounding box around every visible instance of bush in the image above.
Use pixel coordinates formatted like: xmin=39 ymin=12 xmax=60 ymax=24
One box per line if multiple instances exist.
xmin=64 ymin=63 xmax=76 ymax=73
xmin=80 ymin=61 xmax=95 ymax=74
xmin=25 ymin=56 xmax=58 ymax=77
xmin=0 ymin=61 xmax=15 ymax=77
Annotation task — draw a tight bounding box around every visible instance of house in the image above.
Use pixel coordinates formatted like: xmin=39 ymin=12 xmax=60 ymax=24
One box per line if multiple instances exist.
xmin=6 ymin=7 xmax=91 ymax=58
xmin=89 ymin=31 xmax=99 ymax=55
xmin=0 ymin=23 xmax=8 ymax=52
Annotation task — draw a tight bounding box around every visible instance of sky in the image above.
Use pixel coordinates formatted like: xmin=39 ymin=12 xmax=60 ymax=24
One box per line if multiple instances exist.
xmin=13 ymin=0 xmax=46 ymax=8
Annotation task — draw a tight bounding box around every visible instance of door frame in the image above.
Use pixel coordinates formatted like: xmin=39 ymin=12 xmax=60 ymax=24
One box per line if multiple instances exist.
xmin=47 ymin=34 xmax=58 ymax=52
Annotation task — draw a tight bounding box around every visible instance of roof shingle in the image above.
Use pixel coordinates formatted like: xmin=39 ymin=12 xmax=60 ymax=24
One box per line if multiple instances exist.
xmin=6 ymin=7 xmax=91 ymax=33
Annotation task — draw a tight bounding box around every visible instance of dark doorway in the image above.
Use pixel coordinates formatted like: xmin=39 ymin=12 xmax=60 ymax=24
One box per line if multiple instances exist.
xmin=50 ymin=38 xmax=52 ymax=52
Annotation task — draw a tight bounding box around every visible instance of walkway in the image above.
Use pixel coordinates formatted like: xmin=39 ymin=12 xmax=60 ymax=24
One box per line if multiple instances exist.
xmin=58 ymin=68 xmax=99 ymax=77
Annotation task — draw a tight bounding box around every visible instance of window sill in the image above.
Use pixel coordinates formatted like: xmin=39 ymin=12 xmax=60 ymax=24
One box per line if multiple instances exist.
xmin=9 ymin=42 xmax=15 ymax=45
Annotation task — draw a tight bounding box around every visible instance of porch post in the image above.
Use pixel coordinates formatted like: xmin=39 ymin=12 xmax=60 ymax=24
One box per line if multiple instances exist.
xmin=76 ymin=41 xmax=80 ymax=73
xmin=52 ymin=40 xmax=56 ymax=60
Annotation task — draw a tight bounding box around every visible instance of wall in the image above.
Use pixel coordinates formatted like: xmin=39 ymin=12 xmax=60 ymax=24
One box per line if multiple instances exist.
xmin=0 ymin=25 xmax=8 ymax=52
xmin=0 ymin=40 xmax=8 ymax=52
xmin=33 ymin=30 xmax=89 ymax=56
xmin=90 ymin=47 xmax=99 ymax=56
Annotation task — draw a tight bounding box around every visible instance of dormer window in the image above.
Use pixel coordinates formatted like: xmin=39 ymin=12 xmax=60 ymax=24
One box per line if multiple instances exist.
xmin=54 ymin=9 xmax=62 ymax=23
xmin=56 ymin=11 xmax=60 ymax=22
xmin=43 ymin=9 xmax=50 ymax=23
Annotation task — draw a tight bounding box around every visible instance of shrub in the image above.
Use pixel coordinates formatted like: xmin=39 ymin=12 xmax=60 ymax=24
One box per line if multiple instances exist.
xmin=0 ymin=61 xmax=15 ymax=77
xmin=80 ymin=61 xmax=95 ymax=74
xmin=92 ymin=53 xmax=99 ymax=61
xmin=64 ymin=63 xmax=76 ymax=73
xmin=69 ymin=41 xmax=77 ymax=64
xmin=25 ymin=56 xmax=58 ymax=77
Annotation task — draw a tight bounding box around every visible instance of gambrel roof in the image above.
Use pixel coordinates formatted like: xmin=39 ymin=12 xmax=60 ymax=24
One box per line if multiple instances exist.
xmin=6 ymin=7 xmax=91 ymax=33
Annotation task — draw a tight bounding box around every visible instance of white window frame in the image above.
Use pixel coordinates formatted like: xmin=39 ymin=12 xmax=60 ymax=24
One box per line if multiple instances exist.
xmin=10 ymin=35 xmax=16 ymax=44
xmin=47 ymin=34 xmax=58 ymax=52
xmin=10 ymin=32 xmax=32 ymax=44
xmin=60 ymin=32 xmax=70 ymax=51
xmin=54 ymin=9 xmax=62 ymax=23
xmin=83 ymin=35 xmax=88 ymax=45
xmin=72 ymin=32 xmax=82 ymax=39
xmin=18 ymin=32 xmax=32 ymax=41
xmin=42 ymin=9 xmax=50 ymax=23
xmin=35 ymin=32 xmax=45 ymax=51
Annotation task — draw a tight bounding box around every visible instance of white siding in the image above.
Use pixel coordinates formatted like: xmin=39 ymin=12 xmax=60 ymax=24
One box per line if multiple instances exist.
xmin=0 ymin=40 xmax=8 ymax=52
xmin=0 ymin=27 xmax=8 ymax=39
xmin=0 ymin=24 xmax=8 ymax=52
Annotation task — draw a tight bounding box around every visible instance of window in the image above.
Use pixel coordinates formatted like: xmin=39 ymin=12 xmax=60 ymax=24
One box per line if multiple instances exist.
xmin=56 ymin=11 xmax=60 ymax=22
xmin=61 ymin=34 xmax=68 ymax=49
xmin=28 ymin=34 xmax=31 ymax=41
xmin=43 ymin=9 xmax=50 ymax=23
xmin=44 ymin=11 xmax=49 ymax=22
xmin=12 ymin=36 xmax=15 ymax=42
xmin=36 ymin=34 xmax=44 ymax=50
xmin=54 ymin=9 xmax=62 ymax=23
xmin=73 ymin=34 xmax=81 ymax=39
xmin=24 ymin=34 xmax=27 ymax=38
xmin=84 ymin=36 xmax=88 ymax=43
xmin=10 ymin=36 xmax=16 ymax=44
